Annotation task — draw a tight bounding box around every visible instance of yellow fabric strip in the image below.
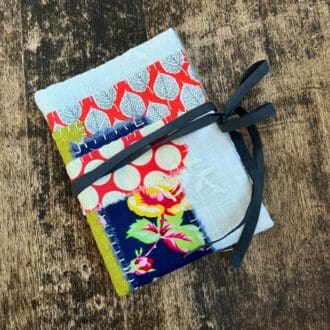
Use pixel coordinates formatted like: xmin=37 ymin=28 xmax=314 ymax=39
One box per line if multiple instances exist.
xmin=86 ymin=211 xmax=131 ymax=296
xmin=52 ymin=122 xmax=87 ymax=164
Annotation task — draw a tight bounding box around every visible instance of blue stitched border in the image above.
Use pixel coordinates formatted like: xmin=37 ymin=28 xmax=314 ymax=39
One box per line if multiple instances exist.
xmin=71 ymin=117 xmax=148 ymax=158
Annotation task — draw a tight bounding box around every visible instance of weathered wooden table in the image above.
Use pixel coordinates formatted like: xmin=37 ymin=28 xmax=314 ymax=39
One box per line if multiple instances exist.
xmin=0 ymin=1 xmax=329 ymax=329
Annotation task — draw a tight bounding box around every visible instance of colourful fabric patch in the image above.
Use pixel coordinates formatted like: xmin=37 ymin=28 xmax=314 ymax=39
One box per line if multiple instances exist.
xmin=74 ymin=139 xmax=188 ymax=214
xmin=98 ymin=177 xmax=212 ymax=289
xmin=52 ymin=122 xmax=87 ymax=164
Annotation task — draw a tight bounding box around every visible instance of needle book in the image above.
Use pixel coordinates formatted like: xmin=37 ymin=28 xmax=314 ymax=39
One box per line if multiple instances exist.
xmin=34 ymin=28 xmax=276 ymax=296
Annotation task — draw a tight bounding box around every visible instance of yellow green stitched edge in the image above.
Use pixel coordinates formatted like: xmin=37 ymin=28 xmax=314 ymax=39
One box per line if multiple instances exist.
xmin=86 ymin=211 xmax=131 ymax=296
xmin=52 ymin=122 xmax=87 ymax=164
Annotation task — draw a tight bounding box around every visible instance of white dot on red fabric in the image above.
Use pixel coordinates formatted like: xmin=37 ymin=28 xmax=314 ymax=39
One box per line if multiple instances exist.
xmin=99 ymin=138 xmax=125 ymax=159
xmin=113 ymin=165 xmax=141 ymax=191
xmin=78 ymin=186 xmax=99 ymax=210
xmin=66 ymin=158 xmax=82 ymax=179
xmin=94 ymin=176 xmax=111 ymax=186
xmin=131 ymin=149 xmax=153 ymax=166
xmin=140 ymin=120 xmax=164 ymax=137
xmin=84 ymin=159 xmax=110 ymax=185
xmin=155 ymin=144 xmax=182 ymax=171
xmin=102 ymin=191 xmax=126 ymax=207
xmin=84 ymin=159 xmax=103 ymax=172
xmin=172 ymin=137 xmax=186 ymax=145
xmin=143 ymin=170 xmax=167 ymax=187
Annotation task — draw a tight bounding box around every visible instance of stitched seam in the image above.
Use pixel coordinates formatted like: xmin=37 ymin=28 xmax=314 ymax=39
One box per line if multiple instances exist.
xmin=99 ymin=209 xmax=137 ymax=288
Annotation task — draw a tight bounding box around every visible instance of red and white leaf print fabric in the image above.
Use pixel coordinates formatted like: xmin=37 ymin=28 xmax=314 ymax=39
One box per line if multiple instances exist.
xmin=45 ymin=50 xmax=207 ymax=136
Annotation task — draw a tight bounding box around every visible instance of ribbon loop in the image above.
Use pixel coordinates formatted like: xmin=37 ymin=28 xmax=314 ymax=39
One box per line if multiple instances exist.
xmin=218 ymin=103 xmax=275 ymax=133
xmin=223 ymin=60 xmax=269 ymax=115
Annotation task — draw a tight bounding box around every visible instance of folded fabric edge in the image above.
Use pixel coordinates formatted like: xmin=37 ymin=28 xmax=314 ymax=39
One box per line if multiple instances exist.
xmin=86 ymin=211 xmax=131 ymax=296
xmin=34 ymin=28 xmax=183 ymax=115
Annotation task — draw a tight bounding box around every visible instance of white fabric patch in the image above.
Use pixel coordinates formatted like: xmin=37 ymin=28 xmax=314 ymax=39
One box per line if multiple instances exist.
xmin=178 ymin=123 xmax=273 ymax=250
xmin=84 ymin=160 xmax=111 ymax=185
xmin=211 ymin=206 xmax=273 ymax=250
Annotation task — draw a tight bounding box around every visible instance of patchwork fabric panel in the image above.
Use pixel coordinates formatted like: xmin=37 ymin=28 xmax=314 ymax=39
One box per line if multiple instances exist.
xmin=35 ymin=28 xmax=274 ymax=296
xmin=65 ymin=122 xmax=188 ymax=213
xmin=99 ymin=177 xmax=212 ymax=289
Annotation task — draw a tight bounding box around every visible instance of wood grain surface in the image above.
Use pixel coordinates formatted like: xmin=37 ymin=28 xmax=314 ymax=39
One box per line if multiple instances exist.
xmin=0 ymin=1 xmax=329 ymax=329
